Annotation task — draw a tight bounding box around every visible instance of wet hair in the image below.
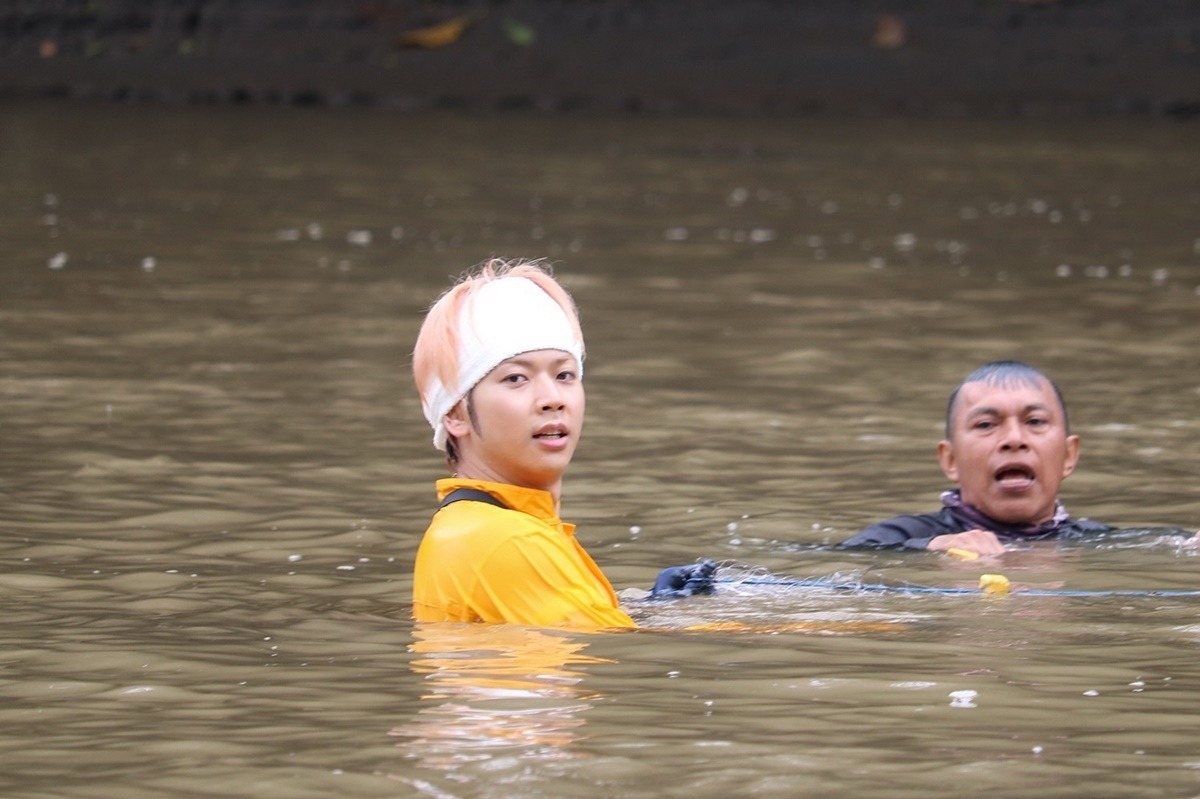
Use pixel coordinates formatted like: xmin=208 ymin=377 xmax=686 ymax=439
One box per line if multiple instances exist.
xmin=944 ymin=360 xmax=1069 ymax=438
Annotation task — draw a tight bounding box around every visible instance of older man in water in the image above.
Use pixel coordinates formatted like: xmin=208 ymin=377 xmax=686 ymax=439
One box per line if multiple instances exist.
xmin=842 ymin=360 xmax=1114 ymax=555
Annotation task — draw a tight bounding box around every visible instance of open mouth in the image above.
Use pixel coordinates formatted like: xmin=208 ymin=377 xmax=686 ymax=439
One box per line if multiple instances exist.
xmin=994 ymin=466 xmax=1035 ymax=489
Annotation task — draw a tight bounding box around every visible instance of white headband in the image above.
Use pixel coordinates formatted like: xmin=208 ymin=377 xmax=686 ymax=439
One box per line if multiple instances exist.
xmin=422 ymin=276 xmax=584 ymax=451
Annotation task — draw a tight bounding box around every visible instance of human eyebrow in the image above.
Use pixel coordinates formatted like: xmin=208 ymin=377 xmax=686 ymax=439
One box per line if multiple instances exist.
xmin=489 ymin=358 xmax=529 ymax=378
xmin=538 ymin=356 xmax=580 ymax=374
xmin=964 ymin=406 xmax=999 ymax=422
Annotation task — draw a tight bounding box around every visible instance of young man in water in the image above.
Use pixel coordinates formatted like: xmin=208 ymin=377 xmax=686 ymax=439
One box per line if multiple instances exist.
xmin=411 ymin=258 xmax=713 ymax=629
xmin=842 ymin=361 xmax=1113 ymax=555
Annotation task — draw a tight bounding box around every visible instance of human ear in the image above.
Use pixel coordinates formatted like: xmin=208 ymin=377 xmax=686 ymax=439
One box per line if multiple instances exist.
xmin=443 ymin=402 xmax=472 ymax=439
xmin=936 ymin=440 xmax=959 ymax=482
xmin=1061 ymin=434 xmax=1081 ymax=478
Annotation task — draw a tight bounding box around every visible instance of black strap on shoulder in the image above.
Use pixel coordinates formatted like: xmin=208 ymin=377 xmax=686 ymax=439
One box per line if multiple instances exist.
xmin=438 ymin=488 xmax=509 ymax=511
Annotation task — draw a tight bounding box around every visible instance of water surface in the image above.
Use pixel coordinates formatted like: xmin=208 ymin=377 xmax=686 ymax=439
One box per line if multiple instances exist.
xmin=2 ymin=104 xmax=1199 ymax=798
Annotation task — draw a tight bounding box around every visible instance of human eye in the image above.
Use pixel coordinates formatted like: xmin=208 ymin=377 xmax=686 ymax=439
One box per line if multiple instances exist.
xmin=556 ymin=369 xmax=577 ymax=382
xmin=497 ymin=370 xmax=527 ymax=385
xmin=970 ymin=418 xmax=994 ymax=431
xmin=1026 ymin=415 xmax=1048 ymax=428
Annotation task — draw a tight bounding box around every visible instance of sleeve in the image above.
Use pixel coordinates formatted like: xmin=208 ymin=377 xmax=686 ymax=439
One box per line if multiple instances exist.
xmin=473 ymin=531 xmax=636 ymax=630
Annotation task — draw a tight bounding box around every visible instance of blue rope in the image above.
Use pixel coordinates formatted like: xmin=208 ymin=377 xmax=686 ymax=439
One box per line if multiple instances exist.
xmin=719 ymin=577 xmax=1200 ymax=598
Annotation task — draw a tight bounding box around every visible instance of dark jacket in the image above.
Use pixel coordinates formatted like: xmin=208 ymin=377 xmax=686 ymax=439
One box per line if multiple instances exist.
xmin=842 ymin=492 xmax=1112 ymax=550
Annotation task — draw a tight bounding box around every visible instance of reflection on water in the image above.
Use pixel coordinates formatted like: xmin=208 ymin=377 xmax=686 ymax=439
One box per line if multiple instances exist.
xmin=1 ymin=102 xmax=1198 ymax=798
xmin=391 ymin=623 xmax=609 ymax=780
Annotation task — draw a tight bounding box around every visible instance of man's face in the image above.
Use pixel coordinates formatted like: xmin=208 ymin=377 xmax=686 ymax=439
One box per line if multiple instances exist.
xmin=937 ymin=377 xmax=1080 ymax=525
xmin=444 ymin=350 xmax=585 ymax=495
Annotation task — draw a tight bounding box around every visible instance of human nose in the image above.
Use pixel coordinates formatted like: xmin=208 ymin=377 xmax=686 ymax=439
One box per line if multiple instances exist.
xmin=536 ymin=374 xmax=566 ymax=411
xmin=998 ymin=417 xmax=1027 ymax=450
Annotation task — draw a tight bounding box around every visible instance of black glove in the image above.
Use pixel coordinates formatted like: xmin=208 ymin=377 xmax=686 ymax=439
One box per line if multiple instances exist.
xmin=650 ymin=559 xmax=717 ymax=599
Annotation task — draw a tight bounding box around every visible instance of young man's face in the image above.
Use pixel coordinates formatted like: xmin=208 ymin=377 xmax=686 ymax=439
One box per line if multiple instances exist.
xmin=444 ymin=350 xmax=584 ymax=496
xmin=937 ymin=377 xmax=1080 ymax=525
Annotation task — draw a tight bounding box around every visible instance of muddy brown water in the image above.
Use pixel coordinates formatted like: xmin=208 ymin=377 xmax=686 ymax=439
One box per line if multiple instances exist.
xmin=2 ymin=103 xmax=1199 ymax=798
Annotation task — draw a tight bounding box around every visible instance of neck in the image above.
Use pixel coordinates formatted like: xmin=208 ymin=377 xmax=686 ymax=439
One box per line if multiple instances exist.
xmin=941 ymin=489 xmax=1066 ymax=533
xmin=452 ymin=465 xmax=563 ymax=510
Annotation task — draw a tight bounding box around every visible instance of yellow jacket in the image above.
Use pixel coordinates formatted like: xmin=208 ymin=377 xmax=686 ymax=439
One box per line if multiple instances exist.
xmin=412 ymin=478 xmax=636 ymax=629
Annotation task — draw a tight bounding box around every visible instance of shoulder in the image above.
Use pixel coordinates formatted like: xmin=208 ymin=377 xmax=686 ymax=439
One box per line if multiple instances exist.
xmin=430 ymin=500 xmax=545 ymax=537
xmin=429 ymin=502 xmax=575 ymax=557
xmin=1058 ymin=517 xmax=1115 ymax=536
xmin=841 ymin=507 xmax=965 ymax=548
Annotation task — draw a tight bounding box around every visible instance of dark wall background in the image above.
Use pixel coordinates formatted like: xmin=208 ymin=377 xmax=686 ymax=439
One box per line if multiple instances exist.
xmin=3 ymin=0 xmax=1199 ymax=116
